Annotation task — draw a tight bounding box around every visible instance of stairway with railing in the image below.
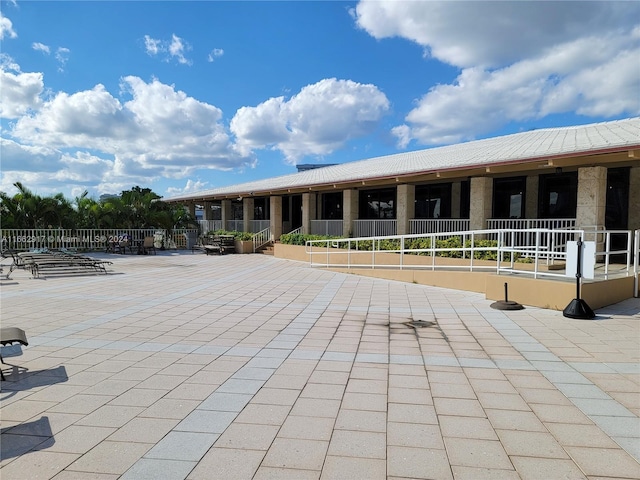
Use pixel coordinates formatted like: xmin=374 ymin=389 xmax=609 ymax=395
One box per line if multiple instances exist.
xmin=252 ymin=227 xmax=272 ymax=253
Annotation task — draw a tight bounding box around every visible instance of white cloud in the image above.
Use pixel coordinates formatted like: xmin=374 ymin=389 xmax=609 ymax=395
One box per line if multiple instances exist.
xmin=0 ymin=67 xmax=44 ymax=118
xmin=207 ymin=48 xmax=224 ymax=62
xmin=0 ymin=12 xmax=17 ymax=40
xmin=354 ymin=0 xmax=639 ymax=69
xmin=143 ymin=34 xmax=192 ymax=65
xmin=144 ymin=35 xmax=160 ymax=56
xmin=230 ymin=78 xmax=390 ymax=163
xmin=353 ymin=1 xmax=640 ymax=147
xmin=55 ymin=47 xmax=70 ymax=71
xmin=6 ymin=71 xmax=252 ymax=182
xmin=32 ymin=42 xmax=50 ymax=54
xmin=166 ymin=179 xmax=208 ymax=197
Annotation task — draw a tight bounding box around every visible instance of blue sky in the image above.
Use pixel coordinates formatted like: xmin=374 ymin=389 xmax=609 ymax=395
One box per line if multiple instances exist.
xmin=1 ymin=1 xmax=639 ymax=201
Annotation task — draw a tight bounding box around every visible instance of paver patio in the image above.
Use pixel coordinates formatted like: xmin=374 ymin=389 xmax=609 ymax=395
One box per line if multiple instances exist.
xmin=1 ymin=251 xmax=639 ymax=479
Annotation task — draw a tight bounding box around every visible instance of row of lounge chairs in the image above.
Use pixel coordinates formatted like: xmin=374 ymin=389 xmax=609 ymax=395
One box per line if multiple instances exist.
xmin=2 ymin=249 xmax=113 ymax=279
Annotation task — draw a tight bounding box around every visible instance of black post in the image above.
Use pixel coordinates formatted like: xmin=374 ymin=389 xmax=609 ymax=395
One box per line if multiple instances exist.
xmin=563 ymin=237 xmax=595 ymax=319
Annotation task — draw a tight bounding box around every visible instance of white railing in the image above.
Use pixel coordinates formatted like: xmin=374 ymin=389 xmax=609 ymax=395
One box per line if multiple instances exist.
xmin=310 ymin=220 xmax=343 ymax=237
xmin=410 ymin=218 xmax=470 ymax=234
xmin=353 ymin=219 xmax=397 ymax=237
xmin=305 ymin=228 xmax=636 ymax=282
xmin=225 ymin=220 xmax=244 ymax=232
xmin=486 ymin=218 xmax=576 ymax=258
xmin=287 ymin=226 xmax=303 ymax=235
xmin=252 ymin=227 xmax=272 ymax=253
xmin=634 ymin=230 xmax=639 ymax=298
xmin=0 ymin=228 xmax=199 ymax=252
xmin=198 ymin=220 xmax=223 ymax=233
xmin=249 ymin=220 xmax=270 ymax=233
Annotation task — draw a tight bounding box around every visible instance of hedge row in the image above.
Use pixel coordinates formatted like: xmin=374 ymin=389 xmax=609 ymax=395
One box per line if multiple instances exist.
xmin=287 ymin=234 xmax=520 ymax=262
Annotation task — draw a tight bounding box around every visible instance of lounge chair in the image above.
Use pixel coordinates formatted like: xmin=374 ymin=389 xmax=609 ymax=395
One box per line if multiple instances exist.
xmin=0 ymin=327 xmax=28 ymax=381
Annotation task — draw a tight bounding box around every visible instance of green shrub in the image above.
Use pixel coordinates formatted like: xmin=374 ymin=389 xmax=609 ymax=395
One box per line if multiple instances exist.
xmin=206 ymin=229 xmax=253 ymax=241
xmin=279 ymin=233 xmax=336 ymax=245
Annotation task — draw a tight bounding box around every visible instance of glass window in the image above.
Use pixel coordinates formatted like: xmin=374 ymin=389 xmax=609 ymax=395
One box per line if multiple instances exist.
xmin=254 ymin=197 xmax=269 ymax=220
xmin=538 ymin=171 xmax=577 ymax=218
xmin=231 ymin=200 xmax=243 ymax=220
xmin=415 ymin=183 xmax=452 ymax=219
xmin=493 ymin=177 xmax=526 ymax=219
xmin=321 ymin=192 xmax=342 ymax=219
xmin=359 ymin=188 xmax=396 ymax=219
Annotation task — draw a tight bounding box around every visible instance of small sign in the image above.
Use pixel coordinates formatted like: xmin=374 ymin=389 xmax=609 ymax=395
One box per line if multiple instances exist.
xmin=566 ymin=241 xmax=596 ymax=280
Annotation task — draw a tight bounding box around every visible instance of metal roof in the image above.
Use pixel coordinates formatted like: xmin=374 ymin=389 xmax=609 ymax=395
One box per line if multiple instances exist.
xmin=166 ymin=117 xmax=640 ymax=201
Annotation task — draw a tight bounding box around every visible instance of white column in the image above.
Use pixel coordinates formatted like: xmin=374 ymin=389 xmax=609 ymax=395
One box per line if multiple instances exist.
xmin=576 ymin=166 xmax=607 ymax=230
xmin=270 ymin=196 xmax=282 ymax=240
xmin=302 ymin=193 xmax=317 ymax=235
xmin=470 ymin=177 xmax=493 ymax=231
xmin=343 ymin=189 xmax=359 ymax=237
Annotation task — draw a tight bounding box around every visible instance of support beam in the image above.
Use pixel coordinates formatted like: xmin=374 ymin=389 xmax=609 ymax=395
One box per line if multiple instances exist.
xmin=470 ymin=177 xmax=493 ymax=231
xmin=270 ymin=196 xmax=283 ymax=240
xmin=343 ymin=189 xmax=359 ymax=237
xmin=302 ymin=193 xmax=317 ymax=235
xmin=396 ymin=184 xmax=415 ymax=235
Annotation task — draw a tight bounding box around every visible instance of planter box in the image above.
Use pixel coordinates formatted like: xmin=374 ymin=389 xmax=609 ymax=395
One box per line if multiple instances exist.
xmin=234 ymin=240 xmax=253 ymax=254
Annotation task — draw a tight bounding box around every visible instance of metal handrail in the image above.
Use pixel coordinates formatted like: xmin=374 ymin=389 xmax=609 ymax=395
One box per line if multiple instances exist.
xmin=252 ymin=227 xmax=271 ymax=253
xmin=305 ymin=227 xmax=635 ymax=282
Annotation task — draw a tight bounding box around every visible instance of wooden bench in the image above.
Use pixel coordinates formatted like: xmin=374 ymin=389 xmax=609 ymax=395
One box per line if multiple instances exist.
xmin=1 ymin=327 xmax=28 ymax=380
xmin=199 ymin=235 xmax=236 ymax=255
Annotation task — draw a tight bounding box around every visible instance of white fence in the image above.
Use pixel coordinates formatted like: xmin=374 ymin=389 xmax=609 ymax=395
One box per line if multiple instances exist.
xmin=410 ymin=219 xmax=470 ymax=234
xmin=310 ymin=220 xmax=343 ymax=237
xmin=353 ymin=219 xmax=397 ymax=237
xmin=0 ymin=229 xmax=199 ymax=252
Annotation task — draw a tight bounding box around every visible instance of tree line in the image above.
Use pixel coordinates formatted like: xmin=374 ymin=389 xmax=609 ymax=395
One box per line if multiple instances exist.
xmin=0 ymin=183 xmax=196 ymax=231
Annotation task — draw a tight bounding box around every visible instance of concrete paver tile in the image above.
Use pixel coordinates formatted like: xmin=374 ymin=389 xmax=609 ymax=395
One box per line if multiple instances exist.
xmin=51 ymin=471 xmax=119 ymax=479
xmin=387 ymin=445 xmax=452 ymax=479
xmin=439 ymin=415 xmax=498 ymax=440
xmin=140 ymin=398 xmax=200 ymax=419
xmin=387 ymin=387 xmax=432 ymax=405
xmin=430 ymin=382 xmax=477 ymax=399
xmin=164 ymin=383 xmax=219 ymax=400
xmin=251 ymin=387 xmax=301 ymax=406
xmin=175 ymin=410 xmax=237 ymax=433
xmin=320 ymin=456 xmax=386 ymax=480
xmin=253 ymin=467 xmax=320 ymax=480
xmin=75 ymin=405 xmax=144 ymax=428
xmin=47 ymin=425 xmax=116 ymax=454
xmin=511 ymin=456 xmax=587 ymax=480
xmin=300 ymin=383 xmax=346 ymax=400
xmin=327 ymin=430 xmax=386 ymax=459
xmin=121 ymin=458 xmax=196 ymax=480
xmin=387 ymin=402 xmax=438 ymax=424
xmin=0 ymin=450 xmax=78 ymax=478
xmin=66 ymin=441 xmax=151 ymax=474
xmin=145 ymin=431 xmax=219 ymax=461
xmin=496 ymin=429 xmax=569 ymax=458
xmin=545 ymin=422 xmax=621 ymax=448
xmin=444 ymin=437 xmax=512 ymax=469
xmin=108 ymin=388 xmax=167 ymax=407
xmin=529 ymin=403 xmax=593 ymax=424
xmin=107 ymin=417 xmax=178 ymax=443
xmin=433 ymin=397 xmax=486 ymax=417
xmin=516 ymin=386 xmax=573 ymax=405
xmin=235 ymin=403 xmax=291 ymax=425
xmin=564 ymin=446 xmax=640 ymax=478
xmin=476 ymin=392 xmax=530 ymax=411
xmin=451 ymin=465 xmax=520 ymax=479
xmin=279 ymin=415 xmax=335 ymax=440
xmin=341 ymin=392 xmax=387 ymax=411
xmin=485 ymin=408 xmax=547 ymax=432
xmin=264 ymin=374 xmax=311 ymax=390
xmin=262 ymin=438 xmax=329 ymax=470
xmin=388 ymin=374 xmax=429 ymax=389
xmin=215 ymin=422 xmax=280 ymax=450
xmin=198 ymin=392 xmax=253 ymax=412
xmin=334 ymin=409 xmax=386 ymax=433
xmin=0 ymin=400 xmax=57 ymax=422
xmin=187 ymin=447 xmax=265 ymax=480
xmin=387 ymin=422 xmax=445 ymax=449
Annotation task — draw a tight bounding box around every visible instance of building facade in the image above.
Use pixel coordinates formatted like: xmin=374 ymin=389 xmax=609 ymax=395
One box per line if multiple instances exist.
xmin=168 ymin=118 xmax=640 ymax=240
